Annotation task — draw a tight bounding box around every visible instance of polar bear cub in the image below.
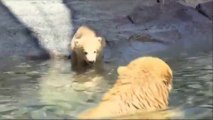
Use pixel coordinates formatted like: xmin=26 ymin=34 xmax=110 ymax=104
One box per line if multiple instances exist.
xmin=70 ymin=25 xmax=106 ymax=72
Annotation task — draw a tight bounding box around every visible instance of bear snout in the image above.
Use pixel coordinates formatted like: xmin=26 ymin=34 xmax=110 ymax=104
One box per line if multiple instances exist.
xmin=85 ymin=54 xmax=97 ymax=64
xmin=88 ymin=61 xmax=95 ymax=64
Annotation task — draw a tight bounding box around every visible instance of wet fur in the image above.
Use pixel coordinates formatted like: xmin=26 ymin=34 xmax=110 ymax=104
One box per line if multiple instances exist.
xmin=78 ymin=56 xmax=173 ymax=118
xmin=70 ymin=25 xmax=105 ymax=73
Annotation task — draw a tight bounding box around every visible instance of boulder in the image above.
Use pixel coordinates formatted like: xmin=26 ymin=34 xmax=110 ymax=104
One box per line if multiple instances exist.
xmin=0 ymin=0 xmax=212 ymax=64
xmin=1 ymin=0 xmax=72 ymax=59
xmin=64 ymin=0 xmax=212 ymax=65
xmin=196 ymin=1 xmax=213 ymax=20
xmin=178 ymin=0 xmax=212 ymax=8
xmin=0 ymin=1 xmax=49 ymax=59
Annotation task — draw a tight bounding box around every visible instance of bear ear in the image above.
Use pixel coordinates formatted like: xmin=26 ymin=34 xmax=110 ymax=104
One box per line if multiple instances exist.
xmin=71 ymin=40 xmax=79 ymax=49
xmin=74 ymin=41 xmax=79 ymax=46
xmin=163 ymin=79 xmax=172 ymax=91
xmin=117 ymin=66 xmax=126 ymax=75
xmin=75 ymin=32 xmax=82 ymax=39
xmin=168 ymin=84 xmax=172 ymax=91
xmin=97 ymin=37 xmax=106 ymax=47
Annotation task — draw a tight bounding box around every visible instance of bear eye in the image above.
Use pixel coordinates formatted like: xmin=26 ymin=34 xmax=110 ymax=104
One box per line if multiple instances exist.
xmin=84 ymin=52 xmax=88 ymax=55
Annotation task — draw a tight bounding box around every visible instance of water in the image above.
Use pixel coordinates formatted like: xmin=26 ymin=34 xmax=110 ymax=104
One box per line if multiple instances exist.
xmin=0 ymin=51 xmax=212 ymax=119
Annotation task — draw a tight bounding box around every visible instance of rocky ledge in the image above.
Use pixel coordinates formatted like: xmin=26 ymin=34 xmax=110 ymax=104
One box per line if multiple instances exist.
xmin=0 ymin=0 xmax=212 ymax=65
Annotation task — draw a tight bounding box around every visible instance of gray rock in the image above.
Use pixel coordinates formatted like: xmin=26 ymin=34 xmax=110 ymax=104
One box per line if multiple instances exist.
xmin=196 ymin=1 xmax=213 ymax=20
xmin=65 ymin=0 xmax=212 ymax=65
xmin=1 ymin=0 xmax=72 ymax=59
xmin=178 ymin=0 xmax=212 ymax=8
xmin=0 ymin=0 xmax=212 ymax=64
xmin=0 ymin=1 xmax=49 ymax=59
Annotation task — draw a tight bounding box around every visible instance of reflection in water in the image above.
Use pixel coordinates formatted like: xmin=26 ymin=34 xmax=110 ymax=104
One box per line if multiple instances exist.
xmin=38 ymin=59 xmax=116 ymax=118
xmin=0 ymin=52 xmax=212 ymax=119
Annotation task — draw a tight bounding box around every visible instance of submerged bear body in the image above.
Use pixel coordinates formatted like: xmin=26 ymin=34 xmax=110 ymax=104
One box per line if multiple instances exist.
xmin=78 ymin=56 xmax=173 ymax=119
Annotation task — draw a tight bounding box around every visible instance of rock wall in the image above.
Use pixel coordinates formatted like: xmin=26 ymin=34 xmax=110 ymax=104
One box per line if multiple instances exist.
xmin=196 ymin=1 xmax=213 ymax=20
xmin=0 ymin=1 xmax=49 ymax=59
xmin=64 ymin=0 xmax=212 ymax=64
xmin=0 ymin=0 xmax=212 ymax=64
xmin=178 ymin=0 xmax=212 ymax=7
xmin=1 ymin=0 xmax=72 ymax=59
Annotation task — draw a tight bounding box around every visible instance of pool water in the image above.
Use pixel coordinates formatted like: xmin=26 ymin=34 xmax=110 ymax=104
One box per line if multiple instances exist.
xmin=0 ymin=51 xmax=212 ymax=119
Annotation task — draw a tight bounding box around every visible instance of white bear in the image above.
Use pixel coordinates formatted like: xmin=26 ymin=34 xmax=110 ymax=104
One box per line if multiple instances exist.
xmin=70 ymin=25 xmax=106 ymax=73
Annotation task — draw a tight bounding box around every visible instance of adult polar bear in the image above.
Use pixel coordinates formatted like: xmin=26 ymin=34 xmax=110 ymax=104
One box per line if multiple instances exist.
xmin=70 ymin=25 xmax=106 ymax=73
xmin=78 ymin=56 xmax=173 ymax=119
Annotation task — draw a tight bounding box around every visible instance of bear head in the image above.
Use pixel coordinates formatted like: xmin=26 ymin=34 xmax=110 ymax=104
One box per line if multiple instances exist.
xmin=73 ymin=36 xmax=106 ymax=65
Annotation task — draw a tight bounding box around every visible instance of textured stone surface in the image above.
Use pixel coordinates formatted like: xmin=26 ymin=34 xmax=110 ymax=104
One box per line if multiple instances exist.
xmin=0 ymin=0 xmax=212 ymax=64
xmin=178 ymin=0 xmax=212 ymax=7
xmin=64 ymin=0 xmax=212 ymax=65
xmin=196 ymin=1 xmax=213 ymax=20
xmin=0 ymin=1 xmax=49 ymax=59
xmin=1 ymin=0 xmax=72 ymax=59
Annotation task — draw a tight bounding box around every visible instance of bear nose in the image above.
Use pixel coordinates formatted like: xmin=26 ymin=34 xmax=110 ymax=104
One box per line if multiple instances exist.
xmin=88 ymin=61 xmax=95 ymax=64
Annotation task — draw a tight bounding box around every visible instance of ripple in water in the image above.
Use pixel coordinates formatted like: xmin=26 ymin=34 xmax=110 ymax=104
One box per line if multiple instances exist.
xmin=0 ymin=52 xmax=212 ymax=119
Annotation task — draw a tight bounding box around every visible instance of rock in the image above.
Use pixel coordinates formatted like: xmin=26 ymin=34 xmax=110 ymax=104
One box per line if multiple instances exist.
xmin=64 ymin=0 xmax=212 ymax=65
xmin=1 ymin=0 xmax=72 ymax=59
xmin=0 ymin=0 xmax=212 ymax=63
xmin=178 ymin=0 xmax=212 ymax=8
xmin=196 ymin=1 xmax=213 ymax=20
xmin=0 ymin=1 xmax=49 ymax=59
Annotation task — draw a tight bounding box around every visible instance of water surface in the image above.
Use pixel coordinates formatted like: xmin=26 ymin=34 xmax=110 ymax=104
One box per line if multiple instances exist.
xmin=0 ymin=51 xmax=212 ymax=119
